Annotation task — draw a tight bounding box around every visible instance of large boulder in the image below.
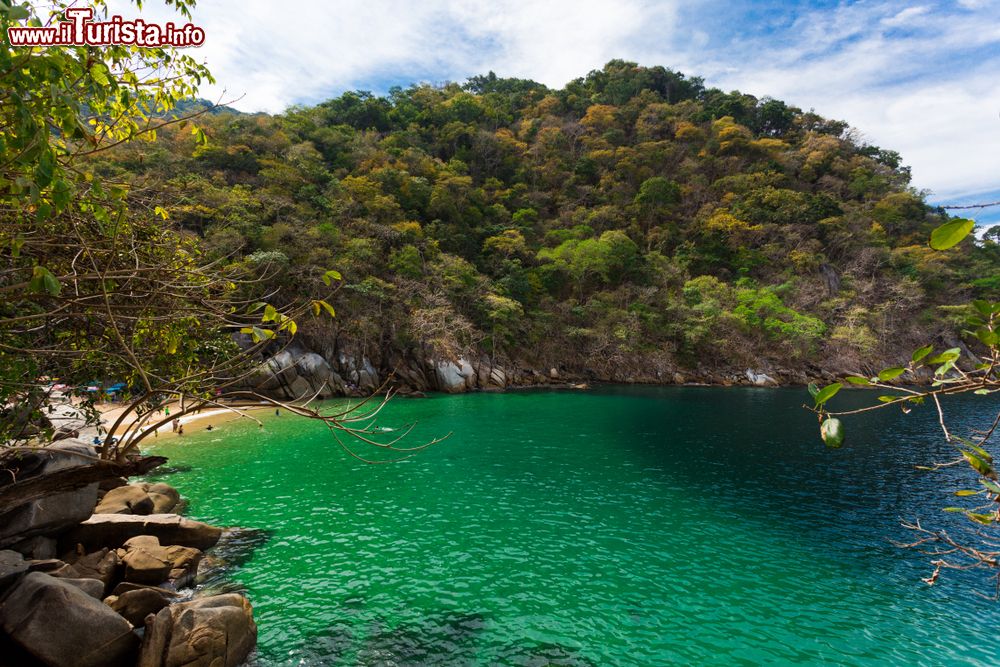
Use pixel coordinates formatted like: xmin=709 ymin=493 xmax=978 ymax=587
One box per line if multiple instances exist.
xmin=106 ymin=586 xmax=172 ymax=626
xmin=0 ymin=571 xmax=139 ymax=667
xmin=435 ymin=358 xmax=476 ymax=393
xmin=745 ymin=369 xmax=777 ymax=386
xmin=119 ymin=537 xmax=173 ymax=585
xmin=67 ymin=548 xmax=120 ymax=595
xmin=0 ymin=550 xmax=27 ymax=592
xmin=59 ymin=576 xmax=105 ymax=599
xmin=95 ymin=485 xmax=154 ymax=515
xmin=116 ymin=536 xmax=202 ymax=588
xmin=61 ymin=514 xmax=222 ymax=552
xmin=94 ymin=483 xmax=180 ymax=516
xmin=8 ymin=535 xmax=57 ymax=560
xmin=145 ymin=483 xmax=180 ymax=514
xmin=0 ymin=440 xmax=100 ymax=548
xmin=138 ymin=594 xmax=256 ymax=667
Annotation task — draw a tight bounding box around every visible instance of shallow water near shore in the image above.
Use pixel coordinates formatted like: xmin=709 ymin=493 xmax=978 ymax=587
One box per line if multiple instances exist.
xmin=147 ymin=385 xmax=1000 ymax=665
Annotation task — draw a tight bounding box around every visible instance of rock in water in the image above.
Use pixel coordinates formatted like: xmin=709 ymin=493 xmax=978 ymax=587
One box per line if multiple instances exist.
xmin=0 ymin=571 xmax=139 ymax=667
xmin=138 ymin=594 xmax=256 ymax=667
xmin=61 ymin=514 xmax=222 ymax=551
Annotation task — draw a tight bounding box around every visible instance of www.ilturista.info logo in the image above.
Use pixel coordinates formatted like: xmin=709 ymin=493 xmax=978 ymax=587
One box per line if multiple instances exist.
xmin=7 ymin=7 xmax=205 ymax=47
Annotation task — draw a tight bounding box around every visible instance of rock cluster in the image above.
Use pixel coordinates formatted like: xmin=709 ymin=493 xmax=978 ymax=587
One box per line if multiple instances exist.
xmin=0 ymin=447 xmax=258 ymax=667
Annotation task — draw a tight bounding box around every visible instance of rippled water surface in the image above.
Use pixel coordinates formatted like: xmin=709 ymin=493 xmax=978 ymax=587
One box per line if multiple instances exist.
xmin=148 ymin=386 xmax=1000 ymax=665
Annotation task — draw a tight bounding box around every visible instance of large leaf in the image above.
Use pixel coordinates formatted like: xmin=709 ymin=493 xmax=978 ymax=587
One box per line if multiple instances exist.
xmin=962 ymin=449 xmax=993 ymax=477
xmin=820 ymin=418 xmax=845 ymax=448
xmin=813 ymin=383 xmax=842 ymax=407
xmin=929 ymin=218 xmax=974 ymax=250
xmin=877 ymin=367 xmax=905 ymax=381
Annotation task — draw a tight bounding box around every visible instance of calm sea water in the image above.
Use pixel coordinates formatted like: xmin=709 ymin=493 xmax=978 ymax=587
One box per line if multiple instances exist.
xmin=147 ymin=386 xmax=1000 ymax=666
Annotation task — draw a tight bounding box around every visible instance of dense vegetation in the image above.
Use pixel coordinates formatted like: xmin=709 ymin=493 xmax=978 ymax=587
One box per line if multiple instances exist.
xmin=98 ymin=61 xmax=1000 ymax=382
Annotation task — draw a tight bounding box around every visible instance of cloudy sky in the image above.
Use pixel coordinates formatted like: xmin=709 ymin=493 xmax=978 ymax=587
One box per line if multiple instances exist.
xmin=114 ymin=0 xmax=1000 ymax=226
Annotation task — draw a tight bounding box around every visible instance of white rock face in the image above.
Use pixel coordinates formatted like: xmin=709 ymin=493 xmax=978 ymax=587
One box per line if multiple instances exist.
xmin=745 ymin=369 xmax=777 ymax=386
xmin=435 ymin=358 xmax=476 ymax=393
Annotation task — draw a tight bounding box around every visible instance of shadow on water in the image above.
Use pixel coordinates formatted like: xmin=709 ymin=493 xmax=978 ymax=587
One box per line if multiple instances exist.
xmin=149 ymin=462 xmax=194 ymax=476
xmin=284 ymin=610 xmax=597 ymax=667
xmin=196 ymin=527 xmax=274 ymax=596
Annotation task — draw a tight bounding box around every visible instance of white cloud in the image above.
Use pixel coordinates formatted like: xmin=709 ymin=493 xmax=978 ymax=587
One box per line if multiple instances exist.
xmin=881 ymin=5 xmax=930 ymax=27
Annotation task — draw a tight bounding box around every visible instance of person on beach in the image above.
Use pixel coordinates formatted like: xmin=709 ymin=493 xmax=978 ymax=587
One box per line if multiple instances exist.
xmin=206 ymin=424 xmax=214 ymax=431
xmin=178 ymin=424 xmax=184 ymax=436
xmin=172 ymin=418 xmax=179 ymax=432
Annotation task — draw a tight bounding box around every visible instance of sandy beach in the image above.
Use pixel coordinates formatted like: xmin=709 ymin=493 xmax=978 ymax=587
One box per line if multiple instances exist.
xmin=43 ymin=399 xmax=278 ymax=443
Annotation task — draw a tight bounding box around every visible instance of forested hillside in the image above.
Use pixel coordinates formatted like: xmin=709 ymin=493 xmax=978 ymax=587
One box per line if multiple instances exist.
xmin=97 ymin=61 xmax=999 ymax=389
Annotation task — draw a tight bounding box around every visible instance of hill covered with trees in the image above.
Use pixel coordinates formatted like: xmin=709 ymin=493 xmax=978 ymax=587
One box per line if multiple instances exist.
xmin=96 ymin=60 xmax=999 ymax=389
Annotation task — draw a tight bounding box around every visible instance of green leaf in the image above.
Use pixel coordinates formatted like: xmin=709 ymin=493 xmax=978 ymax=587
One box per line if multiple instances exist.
xmin=250 ymin=326 xmax=275 ymax=343
xmin=877 ymin=395 xmax=902 ymax=403
xmin=844 ymin=376 xmax=871 ymax=386
xmin=813 ymin=383 xmax=842 ymax=406
xmin=89 ymin=64 xmax=110 ymax=86
xmin=927 ymin=348 xmax=960 ymax=364
xmin=35 ymin=149 xmax=54 ymax=189
xmin=29 ymin=266 xmax=60 ymax=296
xmin=974 ymin=328 xmax=998 ymax=347
xmin=153 ymin=206 xmax=169 ymax=220
xmin=807 ymin=382 xmax=819 ymax=398
xmin=966 ymin=512 xmax=994 ymax=526
xmin=962 ymin=449 xmax=993 ymax=477
xmin=955 ymin=490 xmax=983 ymax=497
xmin=317 ymin=299 xmax=336 ymax=318
xmin=262 ymin=304 xmax=278 ymax=323
xmin=981 ymin=479 xmax=1000 ymax=494
xmin=820 ymin=418 xmax=845 ymax=448
xmin=877 ymin=367 xmax=905 ymax=381
xmin=929 ymin=218 xmax=974 ymax=250
xmin=972 ymin=300 xmax=992 ymax=318
xmin=911 ymin=345 xmax=934 ymax=363
xmin=322 ymin=269 xmax=343 ymax=286
xmin=1 ymin=4 xmax=30 ymax=20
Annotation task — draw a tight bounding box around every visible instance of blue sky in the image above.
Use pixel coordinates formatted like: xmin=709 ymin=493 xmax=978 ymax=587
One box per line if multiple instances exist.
xmin=115 ymin=0 xmax=1000 ymax=228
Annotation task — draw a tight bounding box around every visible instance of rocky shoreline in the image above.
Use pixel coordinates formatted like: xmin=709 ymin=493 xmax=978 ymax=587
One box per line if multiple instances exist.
xmin=0 ymin=439 xmax=257 ymax=667
xmin=247 ymin=343 xmax=836 ymax=401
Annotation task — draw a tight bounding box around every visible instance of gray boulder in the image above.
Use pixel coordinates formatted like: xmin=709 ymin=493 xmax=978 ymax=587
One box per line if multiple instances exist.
xmin=68 ymin=548 xmax=120 ymax=595
xmin=0 ymin=440 xmax=100 ymax=548
xmin=60 ymin=576 xmax=105 ymax=599
xmin=435 ymin=358 xmax=476 ymax=393
xmin=0 ymin=550 xmax=27 ymax=592
xmin=8 ymin=535 xmax=57 ymax=560
xmin=138 ymin=594 xmax=256 ymax=667
xmin=0 ymin=571 xmax=139 ymax=667
xmin=106 ymin=587 xmax=171 ymax=626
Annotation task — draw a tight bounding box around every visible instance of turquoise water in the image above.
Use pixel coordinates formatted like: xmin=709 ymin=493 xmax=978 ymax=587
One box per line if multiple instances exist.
xmin=148 ymin=386 xmax=1000 ymax=665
